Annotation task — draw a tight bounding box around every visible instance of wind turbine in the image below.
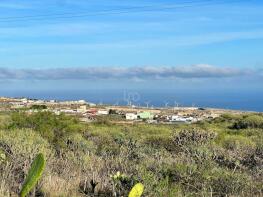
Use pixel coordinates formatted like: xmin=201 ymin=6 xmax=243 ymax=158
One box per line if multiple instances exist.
xmin=123 ymin=90 xmax=131 ymax=106
xmin=145 ymin=101 xmax=150 ymax=108
xmin=114 ymin=100 xmax=119 ymax=106
xmin=164 ymin=101 xmax=169 ymax=108
xmin=173 ymin=101 xmax=178 ymax=112
xmin=123 ymin=96 xmax=131 ymax=106
xmin=174 ymin=101 xmax=179 ymax=108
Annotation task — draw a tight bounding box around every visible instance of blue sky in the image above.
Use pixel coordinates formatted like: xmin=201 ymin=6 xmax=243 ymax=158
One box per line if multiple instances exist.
xmin=0 ymin=0 xmax=263 ymax=91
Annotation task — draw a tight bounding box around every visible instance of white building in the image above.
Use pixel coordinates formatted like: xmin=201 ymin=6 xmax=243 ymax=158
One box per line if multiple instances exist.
xmin=60 ymin=109 xmax=77 ymax=113
xmin=185 ymin=117 xmax=194 ymax=122
xmin=126 ymin=113 xmax=138 ymax=120
xmin=97 ymin=110 xmax=109 ymax=115
xmin=20 ymin=98 xmax=28 ymax=103
xmin=34 ymin=100 xmax=45 ymax=104
xmin=77 ymin=105 xmax=87 ymax=113
xmin=11 ymin=102 xmax=25 ymax=109
xmin=78 ymin=100 xmax=86 ymax=104
xmin=171 ymin=115 xmax=187 ymax=122
xmin=88 ymin=102 xmax=97 ymax=107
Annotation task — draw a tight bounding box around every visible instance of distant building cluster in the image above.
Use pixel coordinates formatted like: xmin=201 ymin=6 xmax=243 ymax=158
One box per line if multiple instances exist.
xmin=0 ymin=96 xmax=225 ymax=124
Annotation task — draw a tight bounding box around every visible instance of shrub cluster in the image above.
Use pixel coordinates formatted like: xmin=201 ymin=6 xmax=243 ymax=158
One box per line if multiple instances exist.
xmin=231 ymin=114 xmax=263 ymax=129
xmin=8 ymin=112 xmax=86 ymax=148
xmin=0 ymin=111 xmax=262 ymax=196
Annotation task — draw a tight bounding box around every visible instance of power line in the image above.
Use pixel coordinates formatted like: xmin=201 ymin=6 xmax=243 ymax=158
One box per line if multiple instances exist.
xmin=0 ymin=0 xmax=246 ymax=23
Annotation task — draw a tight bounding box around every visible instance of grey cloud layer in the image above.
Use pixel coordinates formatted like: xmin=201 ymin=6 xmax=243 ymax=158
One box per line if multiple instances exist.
xmin=0 ymin=65 xmax=256 ymax=80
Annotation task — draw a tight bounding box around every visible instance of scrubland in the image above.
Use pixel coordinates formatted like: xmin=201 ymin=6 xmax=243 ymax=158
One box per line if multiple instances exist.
xmin=0 ymin=111 xmax=262 ymax=196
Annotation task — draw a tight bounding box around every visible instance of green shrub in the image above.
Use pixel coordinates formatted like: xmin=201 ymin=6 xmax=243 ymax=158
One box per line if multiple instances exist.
xmin=95 ymin=136 xmax=120 ymax=157
xmin=30 ymin=105 xmax=47 ymax=110
xmin=8 ymin=112 xmax=86 ymax=147
xmin=144 ymin=135 xmax=173 ymax=151
xmin=171 ymin=128 xmax=217 ymax=148
xmin=94 ymin=116 xmax=112 ymax=126
xmin=0 ymin=114 xmax=11 ymax=129
xmin=0 ymin=129 xmax=52 ymax=158
xmin=221 ymin=113 xmax=243 ymax=121
xmin=231 ymin=114 xmax=263 ymax=129
xmin=209 ymin=168 xmax=251 ymax=196
xmin=222 ymin=135 xmax=256 ymax=152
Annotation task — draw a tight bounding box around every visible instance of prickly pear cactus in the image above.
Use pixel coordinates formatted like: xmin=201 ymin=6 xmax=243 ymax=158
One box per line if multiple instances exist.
xmin=128 ymin=183 xmax=144 ymax=197
xmin=20 ymin=153 xmax=46 ymax=197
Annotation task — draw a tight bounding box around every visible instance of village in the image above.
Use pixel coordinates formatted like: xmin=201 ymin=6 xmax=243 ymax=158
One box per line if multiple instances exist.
xmin=0 ymin=96 xmax=240 ymax=124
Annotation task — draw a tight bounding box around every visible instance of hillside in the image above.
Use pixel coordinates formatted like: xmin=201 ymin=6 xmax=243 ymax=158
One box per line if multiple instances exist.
xmin=0 ymin=112 xmax=262 ymax=197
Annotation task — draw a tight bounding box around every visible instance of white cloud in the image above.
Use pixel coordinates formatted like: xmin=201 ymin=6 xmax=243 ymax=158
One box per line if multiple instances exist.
xmin=0 ymin=65 xmax=256 ymax=80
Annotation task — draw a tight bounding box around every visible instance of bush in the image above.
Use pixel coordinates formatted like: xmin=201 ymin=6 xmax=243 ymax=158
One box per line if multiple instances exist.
xmin=0 ymin=129 xmax=53 ymax=159
xmin=222 ymin=135 xmax=255 ymax=150
xmin=171 ymin=128 xmax=217 ymax=148
xmin=143 ymin=135 xmax=173 ymax=151
xmin=8 ymin=112 xmax=86 ymax=147
xmin=95 ymin=116 xmax=112 ymax=126
xmin=221 ymin=113 xmax=243 ymax=121
xmin=231 ymin=114 xmax=263 ymax=129
xmin=30 ymin=105 xmax=47 ymax=110
xmin=0 ymin=129 xmax=52 ymax=195
xmin=209 ymin=168 xmax=252 ymax=196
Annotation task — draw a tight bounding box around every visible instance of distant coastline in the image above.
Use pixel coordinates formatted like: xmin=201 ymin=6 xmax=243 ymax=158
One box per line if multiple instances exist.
xmin=1 ymin=89 xmax=263 ymax=112
xmin=0 ymin=95 xmax=261 ymax=114
xmin=0 ymin=96 xmax=251 ymax=125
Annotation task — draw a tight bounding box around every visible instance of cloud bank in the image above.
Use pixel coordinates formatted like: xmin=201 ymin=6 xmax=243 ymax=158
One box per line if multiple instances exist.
xmin=0 ymin=65 xmax=257 ymax=81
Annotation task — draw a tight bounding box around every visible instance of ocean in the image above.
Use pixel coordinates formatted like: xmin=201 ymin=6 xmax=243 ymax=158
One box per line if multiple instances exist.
xmin=1 ymin=89 xmax=263 ymax=112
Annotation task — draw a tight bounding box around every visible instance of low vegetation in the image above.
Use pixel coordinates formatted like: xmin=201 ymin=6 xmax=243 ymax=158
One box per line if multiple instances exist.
xmin=0 ymin=111 xmax=262 ymax=196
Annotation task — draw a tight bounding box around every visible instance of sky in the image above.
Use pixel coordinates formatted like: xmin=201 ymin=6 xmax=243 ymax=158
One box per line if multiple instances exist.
xmin=0 ymin=0 xmax=263 ymax=92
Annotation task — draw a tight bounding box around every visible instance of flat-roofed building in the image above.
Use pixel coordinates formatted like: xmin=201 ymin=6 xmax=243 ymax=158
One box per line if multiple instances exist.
xmin=126 ymin=113 xmax=138 ymax=120
xmin=77 ymin=105 xmax=87 ymax=113
xmin=138 ymin=111 xmax=154 ymax=120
